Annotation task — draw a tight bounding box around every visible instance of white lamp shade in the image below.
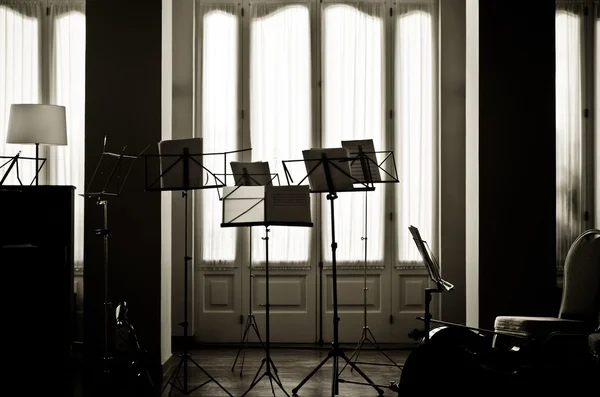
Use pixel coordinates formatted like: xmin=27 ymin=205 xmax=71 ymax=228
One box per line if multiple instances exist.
xmin=6 ymin=104 xmax=67 ymax=145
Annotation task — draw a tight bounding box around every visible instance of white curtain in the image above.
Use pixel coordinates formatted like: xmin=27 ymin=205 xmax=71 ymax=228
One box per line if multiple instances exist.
xmin=48 ymin=0 xmax=86 ymax=265
xmin=395 ymin=1 xmax=436 ymax=263
xmin=1 ymin=0 xmax=85 ymax=265
xmin=194 ymin=3 xmax=239 ymax=265
xmin=321 ymin=2 xmax=386 ymax=265
xmin=555 ymin=0 xmax=586 ymax=276
xmin=0 ymin=1 xmax=41 ymax=185
xmin=250 ymin=2 xmax=312 ymax=265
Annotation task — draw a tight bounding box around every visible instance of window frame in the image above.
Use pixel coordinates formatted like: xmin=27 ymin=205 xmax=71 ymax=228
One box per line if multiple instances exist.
xmin=193 ymin=0 xmax=440 ymax=268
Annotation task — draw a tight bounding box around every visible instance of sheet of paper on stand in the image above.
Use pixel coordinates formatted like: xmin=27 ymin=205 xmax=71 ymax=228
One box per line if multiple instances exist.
xmin=222 ymin=185 xmax=265 ymax=224
xmin=222 ymin=185 xmax=312 ymax=226
xmin=158 ymin=137 xmax=203 ymax=189
xmin=265 ymin=185 xmax=311 ymax=225
xmin=302 ymin=147 xmax=354 ymax=192
xmin=409 ymin=225 xmax=454 ymax=291
xmin=341 ymin=139 xmax=382 ymax=183
xmin=230 ymin=161 xmax=272 ymax=186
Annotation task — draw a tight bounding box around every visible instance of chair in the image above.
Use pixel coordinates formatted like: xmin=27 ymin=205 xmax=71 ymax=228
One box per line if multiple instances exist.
xmin=493 ymin=229 xmax=600 ymax=355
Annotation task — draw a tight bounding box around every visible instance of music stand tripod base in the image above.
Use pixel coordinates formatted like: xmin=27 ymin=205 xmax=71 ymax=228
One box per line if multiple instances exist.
xmin=144 ymin=146 xmax=233 ymax=397
xmin=289 ymin=153 xmax=384 ymax=397
xmin=339 ymin=190 xmax=402 ymax=377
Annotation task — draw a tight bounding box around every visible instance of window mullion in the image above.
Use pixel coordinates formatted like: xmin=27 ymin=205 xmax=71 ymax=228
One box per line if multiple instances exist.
xmin=385 ymin=0 xmax=394 ymax=271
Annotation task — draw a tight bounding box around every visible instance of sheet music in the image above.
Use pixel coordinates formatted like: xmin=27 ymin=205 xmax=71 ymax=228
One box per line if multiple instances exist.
xmin=302 ymin=148 xmax=354 ymax=192
xmin=230 ymin=161 xmax=272 ymax=186
xmin=158 ymin=138 xmax=203 ymax=189
xmin=408 ymin=225 xmax=454 ymax=291
xmin=265 ymin=185 xmax=311 ymax=224
xmin=221 ymin=185 xmax=312 ymax=226
xmin=222 ymin=186 xmax=265 ymax=224
xmin=341 ymin=139 xmax=381 ymax=183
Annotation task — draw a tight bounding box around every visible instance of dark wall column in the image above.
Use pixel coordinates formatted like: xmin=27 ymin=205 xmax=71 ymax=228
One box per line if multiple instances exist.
xmin=439 ymin=0 xmax=466 ymax=324
xmin=84 ymin=0 xmax=163 ymax=388
xmin=467 ymin=0 xmax=558 ymax=330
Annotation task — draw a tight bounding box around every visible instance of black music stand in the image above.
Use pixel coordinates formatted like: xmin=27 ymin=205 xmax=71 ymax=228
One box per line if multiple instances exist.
xmin=282 ymin=148 xmax=387 ymax=397
xmin=81 ymin=137 xmax=141 ymax=380
xmin=408 ymin=225 xmax=454 ymax=343
xmin=221 ymin=180 xmax=313 ymax=397
xmin=228 ymin=162 xmax=279 ymax=377
xmin=337 ymin=140 xmax=401 ymax=375
xmin=143 ymin=138 xmax=233 ymax=397
xmin=0 ymin=152 xmax=46 ymax=186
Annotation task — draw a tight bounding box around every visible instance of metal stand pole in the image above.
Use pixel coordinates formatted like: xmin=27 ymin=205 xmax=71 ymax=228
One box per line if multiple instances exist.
xmin=339 ymin=191 xmax=401 ymax=376
xmin=292 ymin=192 xmax=383 ymax=397
xmin=241 ymin=226 xmax=288 ymax=396
xmin=94 ymin=198 xmax=113 ymax=376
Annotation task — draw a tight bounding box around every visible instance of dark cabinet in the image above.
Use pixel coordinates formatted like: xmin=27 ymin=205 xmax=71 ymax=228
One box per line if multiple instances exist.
xmin=0 ymin=185 xmax=75 ymax=391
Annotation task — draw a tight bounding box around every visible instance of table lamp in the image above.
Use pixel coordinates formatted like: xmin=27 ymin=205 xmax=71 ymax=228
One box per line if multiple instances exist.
xmin=6 ymin=104 xmax=68 ymax=185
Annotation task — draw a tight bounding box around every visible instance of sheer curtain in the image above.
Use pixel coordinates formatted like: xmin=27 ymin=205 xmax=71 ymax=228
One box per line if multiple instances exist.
xmin=321 ymin=2 xmax=385 ymax=265
xmin=321 ymin=3 xmax=385 ymax=263
xmin=1 ymin=1 xmax=86 ymax=265
xmin=250 ymin=2 xmax=312 ymax=265
xmin=395 ymin=1 xmax=436 ymax=263
xmin=0 ymin=2 xmax=41 ymax=184
xmin=555 ymin=0 xmax=586 ymax=276
xmin=194 ymin=3 xmax=239 ymax=266
xmin=48 ymin=0 xmax=86 ymax=265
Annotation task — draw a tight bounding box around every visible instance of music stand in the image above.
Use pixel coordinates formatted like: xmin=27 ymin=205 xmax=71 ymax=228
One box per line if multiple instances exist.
xmin=228 ymin=162 xmax=279 ymax=377
xmin=221 ymin=180 xmax=313 ymax=397
xmin=0 ymin=152 xmax=46 ymax=186
xmin=143 ymin=138 xmax=234 ymax=397
xmin=336 ymin=140 xmax=402 ymax=375
xmin=81 ymin=136 xmax=141 ymax=379
xmin=408 ymin=225 xmax=454 ymax=343
xmin=282 ymin=147 xmax=387 ymax=397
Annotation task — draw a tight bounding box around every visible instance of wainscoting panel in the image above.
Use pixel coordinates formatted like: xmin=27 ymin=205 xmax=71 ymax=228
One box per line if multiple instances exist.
xmin=322 ymin=268 xmax=390 ymax=343
xmin=329 ymin=274 xmax=380 ymax=310
xmin=249 ymin=269 xmax=316 ymax=343
xmin=204 ymin=276 xmax=235 ymax=311
xmin=254 ymin=275 xmax=306 ymax=311
xmin=391 ymin=269 xmax=431 ymax=345
xmin=195 ymin=270 xmax=242 ymax=342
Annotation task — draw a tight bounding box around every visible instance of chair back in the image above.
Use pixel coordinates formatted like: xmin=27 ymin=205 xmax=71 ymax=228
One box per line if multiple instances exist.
xmin=558 ymin=229 xmax=600 ymax=326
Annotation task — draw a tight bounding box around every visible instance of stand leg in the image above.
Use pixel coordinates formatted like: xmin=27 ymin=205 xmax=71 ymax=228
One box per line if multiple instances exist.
xmin=340 ymin=327 xmax=402 ymax=374
xmin=231 ymin=314 xmax=265 ymax=376
xmin=292 ymin=195 xmax=383 ymax=397
xmin=240 ymin=227 xmax=289 ymax=397
xmin=161 ymin=191 xmax=232 ymax=396
xmin=339 ymin=191 xmax=401 ymax=376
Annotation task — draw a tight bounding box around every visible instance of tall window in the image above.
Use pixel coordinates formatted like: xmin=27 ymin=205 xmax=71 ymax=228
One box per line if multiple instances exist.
xmin=395 ymin=2 xmax=436 ymax=263
xmin=555 ymin=0 xmax=588 ymax=277
xmin=194 ymin=3 xmax=239 ymax=265
xmin=0 ymin=0 xmax=86 ymax=265
xmin=194 ymin=0 xmax=438 ymax=268
xmin=321 ymin=2 xmax=386 ymax=265
xmin=250 ymin=3 xmax=312 ymax=265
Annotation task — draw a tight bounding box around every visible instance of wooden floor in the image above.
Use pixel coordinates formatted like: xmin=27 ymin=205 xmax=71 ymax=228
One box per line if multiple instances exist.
xmin=160 ymin=346 xmax=409 ymax=397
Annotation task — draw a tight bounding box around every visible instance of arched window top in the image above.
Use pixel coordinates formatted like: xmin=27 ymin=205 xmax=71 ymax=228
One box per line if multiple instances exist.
xmin=0 ymin=2 xmax=40 ymax=19
xmin=251 ymin=2 xmax=309 ymax=21
xmin=322 ymin=2 xmax=384 ymax=19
